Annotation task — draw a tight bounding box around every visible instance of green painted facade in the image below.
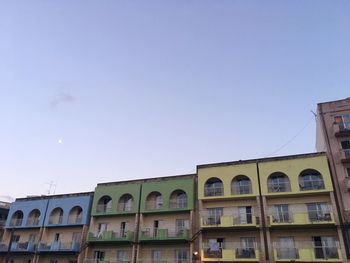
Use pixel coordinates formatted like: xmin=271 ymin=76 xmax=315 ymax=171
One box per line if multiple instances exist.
xmin=140 ymin=177 xmax=195 ymax=213
xmin=91 ymin=183 xmax=141 ymax=216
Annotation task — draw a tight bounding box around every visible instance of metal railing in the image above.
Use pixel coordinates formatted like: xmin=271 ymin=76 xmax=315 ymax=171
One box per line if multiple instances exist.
xmin=145 ymin=201 xmax=163 ymax=210
xmin=96 ymin=204 xmax=112 ymax=213
xmin=269 ymin=211 xmax=333 ymax=224
xmin=299 ymin=179 xmax=325 ymax=191
xmin=88 ymin=231 xmax=134 ymax=241
xmin=48 ymin=215 xmax=63 ymax=225
xmin=169 ymin=200 xmax=188 ymax=209
xmin=202 ymin=242 xmax=258 ymax=259
xmin=267 ymin=181 xmax=291 ymax=192
xmin=38 ymin=241 xmax=79 ymax=252
xmin=204 ymin=187 xmax=223 ymax=197
xmin=275 ymin=248 xmax=299 ymax=259
xmin=26 ymin=217 xmax=40 ymax=226
xmin=117 ymin=202 xmax=133 ymax=212
xmin=10 ymin=218 xmax=23 ymax=226
xmin=201 ymin=212 xmax=257 ymax=226
xmin=10 ymin=241 xmax=35 ymax=252
xmin=68 ymin=216 xmax=83 ymax=224
xmin=140 ymin=228 xmax=189 ymax=239
xmin=231 ymin=185 xmax=252 ymax=195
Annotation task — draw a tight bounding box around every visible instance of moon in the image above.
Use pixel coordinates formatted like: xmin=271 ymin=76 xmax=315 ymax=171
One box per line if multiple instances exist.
xmin=58 ymin=139 xmax=63 ymax=144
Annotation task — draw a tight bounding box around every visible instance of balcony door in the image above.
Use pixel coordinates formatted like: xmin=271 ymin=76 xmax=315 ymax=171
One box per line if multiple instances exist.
xmin=238 ymin=237 xmax=255 ymax=258
xmin=239 ymin=206 xmax=252 ymax=224
xmin=120 ymin=222 xmax=128 ymax=237
xmin=97 ymin=223 xmax=108 ymax=237
xmin=176 ymin=219 xmax=189 ymax=236
xmin=307 ymin=203 xmax=329 ymax=222
xmin=274 ymin=204 xmax=289 ymax=223
xmin=207 ymin=208 xmax=223 ymax=225
xmin=313 ymin=236 xmax=338 ymax=259
xmin=152 ymin=250 xmax=161 ymax=263
xmin=278 ymin=237 xmax=297 ymax=259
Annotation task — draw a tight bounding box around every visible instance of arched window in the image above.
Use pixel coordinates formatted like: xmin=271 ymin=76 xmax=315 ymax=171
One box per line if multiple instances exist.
xmin=267 ymin=172 xmax=291 ymax=192
xmin=118 ymin=194 xmax=133 ymax=212
xmin=204 ymin=178 xmax=223 ymax=197
xmin=49 ymin=207 xmax=63 ymax=225
xmin=11 ymin=210 xmax=23 ymax=226
xmin=97 ymin=195 xmax=112 ymax=213
xmin=146 ymin=192 xmax=163 ymax=210
xmin=170 ymin=190 xmax=188 ymax=209
xmin=27 ymin=209 xmax=41 ymax=226
xmin=231 ymin=175 xmax=252 ymax=195
xmin=299 ymin=169 xmax=325 ymax=191
xmin=68 ymin=206 xmax=83 ymax=224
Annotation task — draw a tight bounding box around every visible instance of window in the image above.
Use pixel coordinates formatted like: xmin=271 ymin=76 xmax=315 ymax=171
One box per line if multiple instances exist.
xmin=313 ymin=237 xmax=339 ymax=259
xmin=238 ymin=206 xmax=253 ymax=224
xmin=120 ymin=222 xmax=128 ymax=237
xmin=237 ymin=237 xmax=256 ymax=258
xmin=268 ymin=173 xmax=291 ymax=192
xmin=27 ymin=209 xmax=40 ymax=226
xmin=276 ymin=237 xmax=298 ymax=259
xmin=117 ymin=250 xmax=127 ymax=262
xmin=176 ymin=250 xmax=188 ymax=263
xmin=118 ymin=194 xmax=133 ymax=212
xmin=299 ymin=169 xmax=325 ymax=191
xmin=97 ymin=223 xmax=108 ymax=237
xmin=335 ymin=114 xmax=350 ymax=131
xmin=231 ymin=176 xmax=252 ymax=195
xmin=176 ymin=219 xmax=189 ymax=236
xmin=346 ymin=167 xmax=350 ymax=177
xmin=94 ymin=250 xmax=105 ymax=261
xmin=273 ymin=204 xmax=290 ymax=223
xmin=204 ymin=178 xmax=223 ymax=197
xmin=341 ymin=140 xmax=350 ymax=158
xmin=152 ymin=250 xmax=161 ymax=263
xmin=97 ymin=196 xmax=112 ymax=213
xmin=10 ymin=211 xmax=23 ymax=226
xmin=49 ymin=208 xmax=63 ymax=225
xmin=68 ymin=206 xmax=83 ymax=224
xmin=145 ymin=192 xmax=163 ymax=210
xmin=307 ymin=203 xmax=331 ymax=222
xmin=170 ymin=190 xmax=188 ymax=209
xmin=205 ymin=238 xmax=224 ymax=258
xmin=207 ymin=208 xmax=223 ymax=225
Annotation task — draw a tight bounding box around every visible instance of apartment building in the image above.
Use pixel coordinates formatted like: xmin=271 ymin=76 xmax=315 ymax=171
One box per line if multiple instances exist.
xmin=317 ymin=98 xmax=350 ymax=257
xmin=0 ymin=193 xmax=93 ymax=263
xmin=197 ymin=153 xmax=346 ymax=263
xmin=84 ymin=174 xmax=196 ymax=263
xmin=0 ymin=202 xmax=10 ymax=242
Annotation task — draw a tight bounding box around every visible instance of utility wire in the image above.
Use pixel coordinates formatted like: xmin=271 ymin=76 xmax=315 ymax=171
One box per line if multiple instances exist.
xmin=266 ymin=114 xmax=315 ymax=157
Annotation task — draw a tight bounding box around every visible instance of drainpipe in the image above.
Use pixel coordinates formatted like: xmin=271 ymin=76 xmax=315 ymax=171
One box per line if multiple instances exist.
xmin=256 ymin=161 xmax=269 ymax=262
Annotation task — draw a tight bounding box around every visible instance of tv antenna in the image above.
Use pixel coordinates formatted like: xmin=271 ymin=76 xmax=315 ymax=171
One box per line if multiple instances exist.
xmin=46 ymin=181 xmax=57 ymax=195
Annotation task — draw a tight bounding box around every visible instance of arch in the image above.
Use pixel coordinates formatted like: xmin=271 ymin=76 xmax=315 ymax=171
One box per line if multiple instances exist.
xmin=204 ymin=177 xmax=223 ymax=197
xmin=96 ymin=195 xmax=112 ymax=213
xmin=11 ymin=210 xmax=23 ymax=226
xmin=146 ymin=191 xmax=163 ymax=210
xmin=170 ymin=190 xmax=188 ymax=209
xmin=27 ymin=209 xmax=41 ymax=226
xmin=68 ymin=206 xmax=83 ymax=224
xmin=118 ymin=194 xmax=134 ymax=212
xmin=49 ymin=207 xmax=64 ymax=224
xmin=267 ymin=172 xmax=291 ymax=192
xmin=299 ymin=169 xmax=325 ymax=191
xmin=231 ymin=175 xmax=252 ymax=195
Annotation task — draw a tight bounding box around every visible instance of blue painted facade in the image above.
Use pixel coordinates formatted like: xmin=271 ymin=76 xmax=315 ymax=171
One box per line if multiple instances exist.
xmin=5 ymin=199 xmax=49 ymax=228
xmin=44 ymin=194 xmax=92 ymax=226
xmin=5 ymin=193 xmax=93 ymax=229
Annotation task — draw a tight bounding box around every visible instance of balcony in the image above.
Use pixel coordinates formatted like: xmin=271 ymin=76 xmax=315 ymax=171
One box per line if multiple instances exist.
xmin=38 ymin=241 xmax=79 ymax=252
xmin=169 ymin=200 xmax=188 ymax=210
xmin=201 ymin=243 xmax=259 ymax=262
xmin=273 ymin=246 xmax=342 ymax=262
xmin=139 ymin=228 xmax=189 ymax=242
xmin=9 ymin=218 xmax=23 ymax=227
xmin=68 ymin=216 xmax=83 ymax=225
xmin=87 ymin=231 xmax=134 ymax=243
xmin=201 ymin=213 xmax=259 ymax=228
xmin=340 ymin=149 xmax=350 ymax=163
xmin=48 ymin=215 xmax=63 ymax=225
xmin=26 ymin=217 xmax=40 ymax=227
xmin=269 ymin=212 xmax=335 ymax=226
xmin=0 ymin=243 xmax=9 ymax=252
xmin=96 ymin=204 xmax=113 ymax=214
xmin=204 ymin=187 xmax=223 ymax=197
xmin=10 ymin=241 xmax=35 ymax=252
xmin=334 ymin=122 xmax=350 ymax=137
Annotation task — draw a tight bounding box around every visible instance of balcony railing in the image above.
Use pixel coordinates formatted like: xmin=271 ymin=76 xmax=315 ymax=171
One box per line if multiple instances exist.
xmin=341 ymin=149 xmax=350 ymax=161
xmin=140 ymin=228 xmax=189 ymax=241
xmin=87 ymin=231 xmax=134 ymax=242
xmin=231 ymin=185 xmax=252 ymax=195
xmin=96 ymin=204 xmax=112 ymax=213
xmin=68 ymin=216 xmax=83 ymax=224
xmin=273 ymin=241 xmax=341 ymax=261
xmin=0 ymin=243 xmax=9 ymax=252
xmin=335 ymin=122 xmax=350 ymax=134
xmin=201 ymin=213 xmax=258 ymax=227
xmin=204 ymin=187 xmax=223 ymax=197
xmin=145 ymin=201 xmax=163 ymax=210
xmin=10 ymin=241 xmax=35 ymax=252
xmin=299 ymin=179 xmax=325 ymax=191
xmin=84 ymin=260 xmax=132 ymax=263
xmin=267 ymin=182 xmax=291 ymax=193
xmin=269 ymin=212 xmax=334 ymax=226
xmin=26 ymin=217 xmax=40 ymax=226
xmin=38 ymin=241 xmax=79 ymax=252
xmin=169 ymin=200 xmax=188 ymax=209
xmin=201 ymin=242 xmax=259 ymax=261
xmin=117 ymin=202 xmax=133 ymax=212
xmin=48 ymin=215 xmax=63 ymax=225
xmin=10 ymin=218 xmax=23 ymax=227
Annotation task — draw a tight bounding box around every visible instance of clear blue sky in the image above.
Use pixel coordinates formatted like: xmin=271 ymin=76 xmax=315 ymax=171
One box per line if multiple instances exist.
xmin=1 ymin=1 xmax=349 ymax=198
